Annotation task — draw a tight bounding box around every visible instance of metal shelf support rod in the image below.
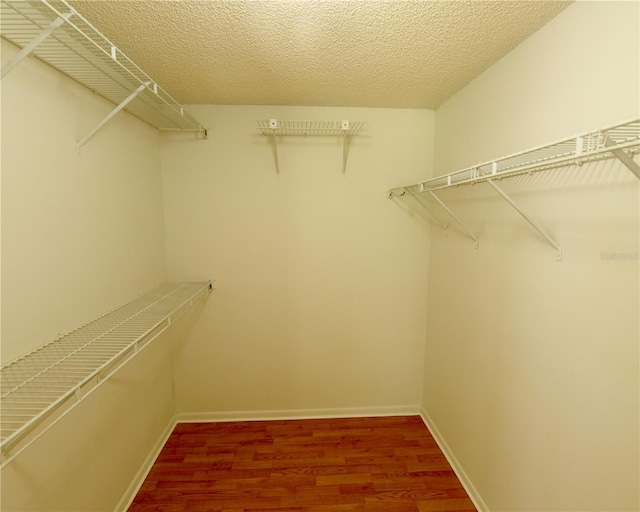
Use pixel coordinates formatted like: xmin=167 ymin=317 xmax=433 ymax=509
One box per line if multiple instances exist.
xmin=486 ymin=178 xmax=562 ymax=260
xmin=77 ymin=81 xmax=150 ymax=151
xmin=405 ymin=194 xmax=447 ymax=230
xmin=271 ymin=132 xmax=280 ymax=174
xmin=428 ymin=191 xmax=479 ymax=248
xmin=343 ymin=133 xmax=348 ymax=174
xmin=606 ymin=139 xmax=640 ymax=179
xmin=267 ymin=119 xmax=280 ymax=174
xmin=341 ymin=121 xmax=351 ymax=174
xmin=0 ymin=12 xmax=73 ymax=79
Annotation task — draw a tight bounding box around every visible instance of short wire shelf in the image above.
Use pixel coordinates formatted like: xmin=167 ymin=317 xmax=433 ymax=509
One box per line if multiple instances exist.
xmin=0 ymin=0 xmax=206 ymax=134
xmin=257 ymin=119 xmax=365 ymax=137
xmin=257 ymin=119 xmax=365 ymax=174
xmin=0 ymin=281 xmax=211 ymax=465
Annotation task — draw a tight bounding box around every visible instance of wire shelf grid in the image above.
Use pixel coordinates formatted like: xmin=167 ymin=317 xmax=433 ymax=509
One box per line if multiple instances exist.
xmin=389 ymin=118 xmax=640 ymax=197
xmin=0 ymin=281 xmax=211 ymax=462
xmin=257 ymin=119 xmax=365 ymax=137
xmin=1 ymin=0 xmax=205 ymax=132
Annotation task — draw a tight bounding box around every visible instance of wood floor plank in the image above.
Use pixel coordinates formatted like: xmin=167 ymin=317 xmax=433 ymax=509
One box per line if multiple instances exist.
xmin=128 ymin=416 xmax=476 ymax=511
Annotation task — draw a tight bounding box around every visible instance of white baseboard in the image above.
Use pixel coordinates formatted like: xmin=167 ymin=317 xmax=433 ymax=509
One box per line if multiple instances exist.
xmin=176 ymin=404 xmax=421 ymax=424
xmin=115 ymin=415 xmax=178 ymax=512
xmin=420 ymin=407 xmax=489 ymax=512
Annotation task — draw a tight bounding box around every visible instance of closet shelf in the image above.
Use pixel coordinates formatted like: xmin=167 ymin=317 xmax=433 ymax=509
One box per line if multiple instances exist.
xmin=257 ymin=119 xmax=365 ymax=137
xmin=0 ymin=281 xmax=212 ymax=465
xmin=388 ymin=118 xmax=640 ymax=260
xmin=258 ymin=119 xmax=365 ymax=174
xmin=389 ymin=118 xmax=640 ymax=197
xmin=0 ymin=0 xmax=207 ymax=142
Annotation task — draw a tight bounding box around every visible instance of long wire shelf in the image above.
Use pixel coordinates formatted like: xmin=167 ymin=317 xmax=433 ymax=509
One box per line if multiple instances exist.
xmin=387 ymin=118 xmax=640 ymax=260
xmin=0 ymin=281 xmax=212 ymax=465
xmin=0 ymin=0 xmax=207 ymax=136
xmin=388 ymin=118 xmax=640 ymax=197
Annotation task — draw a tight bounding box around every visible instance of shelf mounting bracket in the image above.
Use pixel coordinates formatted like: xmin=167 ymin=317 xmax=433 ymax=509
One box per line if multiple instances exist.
xmin=77 ymin=81 xmax=150 ymax=151
xmin=605 ymin=139 xmax=640 ymax=179
xmin=341 ymin=120 xmax=350 ymax=174
xmin=268 ymin=119 xmax=280 ymax=174
xmin=486 ymin=178 xmax=562 ymax=260
xmin=1 ymin=12 xmax=73 ymax=79
xmin=406 ymin=193 xmax=447 ymax=230
xmin=428 ymin=191 xmax=479 ymax=248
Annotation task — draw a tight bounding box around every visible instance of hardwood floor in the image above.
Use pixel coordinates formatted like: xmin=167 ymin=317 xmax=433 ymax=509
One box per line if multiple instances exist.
xmin=128 ymin=415 xmax=476 ymax=512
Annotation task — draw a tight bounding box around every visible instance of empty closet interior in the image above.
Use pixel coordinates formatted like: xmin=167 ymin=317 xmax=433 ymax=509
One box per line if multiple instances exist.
xmin=1 ymin=1 xmax=639 ymax=511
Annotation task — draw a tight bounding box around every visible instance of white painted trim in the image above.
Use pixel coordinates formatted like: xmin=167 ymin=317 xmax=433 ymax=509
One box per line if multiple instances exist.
xmin=420 ymin=407 xmax=489 ymax=512
xmin=115 ymin=415 xmax=178 ymax=512
xmin=176 ymin=405 xmax=421 ymax=424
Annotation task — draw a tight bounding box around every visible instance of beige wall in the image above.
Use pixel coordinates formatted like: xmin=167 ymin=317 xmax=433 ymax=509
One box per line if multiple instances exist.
xmin=3 ymin=1 xmax=639 ymax=510
xmin=0 ymin=330 xmax=175 ymax=512
xmin=1 ymin=39 xmax=167 ymax=364
xmin=1 ymin=39 xmax=174 ymax=511
xmin=161 ymin=105 xmax=433 ymax=416
xmin=424 ymin=2 xmax=639 ymax=511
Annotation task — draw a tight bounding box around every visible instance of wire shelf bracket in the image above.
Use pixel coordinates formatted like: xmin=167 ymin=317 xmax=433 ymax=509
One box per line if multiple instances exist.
xmin=1 ymin=0 xmax=208 ymax=144
xmin=428 ymin=191 xmax=479 ymax=248
xmin=257 ymin=119 xmax=365 ymax=174
xmin=606 ymin=138 xmax=640 ymax=179
xmin=487 ymin=177 xmax=562 ymax=260
xmin=0 ymin=10 xmax=71 ymax=79
xmin=388 ymin=118 xmax=640 ymax=259
xmin=0 ymin=281 xmax=213 ymax=467
xmin=77 ymin=80 xmax=149 ymax=151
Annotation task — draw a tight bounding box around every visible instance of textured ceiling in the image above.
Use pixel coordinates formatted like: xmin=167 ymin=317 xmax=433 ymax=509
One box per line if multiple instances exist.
xmin=71 ymin=0 xmax=571 ymax=109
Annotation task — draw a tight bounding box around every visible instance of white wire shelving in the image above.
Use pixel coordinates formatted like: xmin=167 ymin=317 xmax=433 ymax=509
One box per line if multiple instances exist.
xmin=258 ymin=119 xmax=365 ymax=174
xmin=388 ymin=118 xmax=640 ymax=260
xmin=0 ymin=281 xmax=212 ymax=466
xmin=0 ymin=0 xmax=207 ymax=148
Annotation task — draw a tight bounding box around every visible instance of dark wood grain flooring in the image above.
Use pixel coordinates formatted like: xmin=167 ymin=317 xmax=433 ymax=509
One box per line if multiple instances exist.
xmin=128 ymin=415 xmax=476 ymax=512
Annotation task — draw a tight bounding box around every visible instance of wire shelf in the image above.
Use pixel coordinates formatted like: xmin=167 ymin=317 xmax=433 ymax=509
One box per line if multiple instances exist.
xmin=257 ymin=119 xmax=365 ymax=174
xmin=388 ymin=118 xmax=640 ymax=197
xmin=0 ymin=281 xmax=211 ymax=463
xmin=0 ymin=0 xmax=206 ymax=134
xmin=257 ymin=119 xmax=365 ymax=137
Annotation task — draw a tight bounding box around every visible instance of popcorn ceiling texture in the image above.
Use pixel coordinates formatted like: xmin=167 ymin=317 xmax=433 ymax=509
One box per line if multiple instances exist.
xmin=72 ymin=0 xmax=570 ymax=109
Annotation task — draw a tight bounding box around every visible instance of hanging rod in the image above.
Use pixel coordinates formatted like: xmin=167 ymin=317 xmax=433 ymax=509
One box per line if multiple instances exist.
xmin=257 ymin=119 xmax=365 ymax=174
xmin=0 ymin=281 xmax=212 ymax=466
xmin=388 ymin=118 xmax=640 ymax=259
xmin=0 ymin=0 xmax=208 ymax=139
